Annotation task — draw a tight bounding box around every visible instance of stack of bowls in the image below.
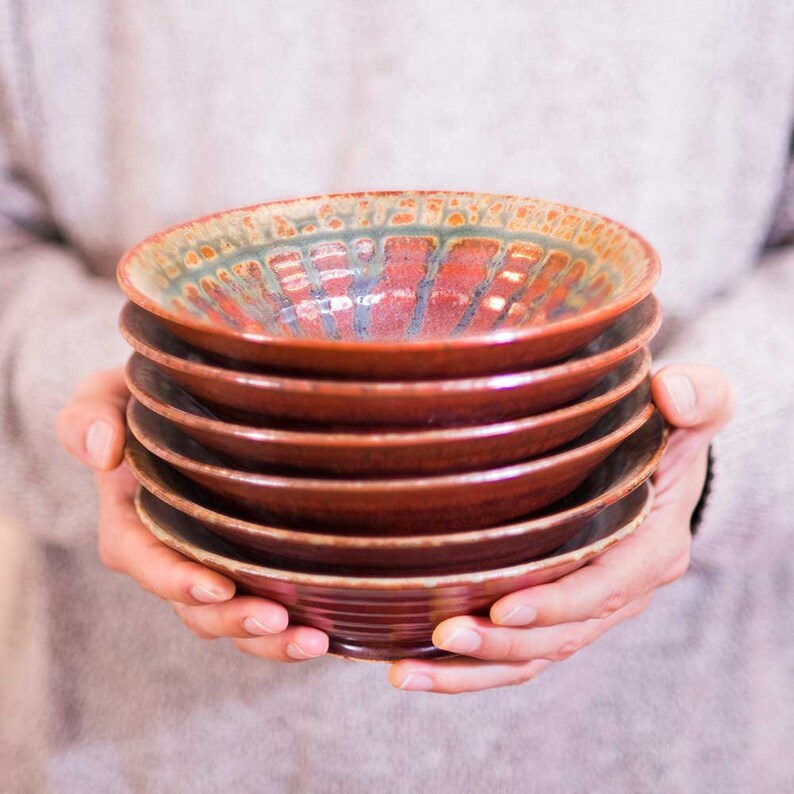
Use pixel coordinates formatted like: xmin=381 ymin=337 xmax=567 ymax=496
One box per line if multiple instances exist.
xmin=118 ymin=191 xmax=666 ymax=661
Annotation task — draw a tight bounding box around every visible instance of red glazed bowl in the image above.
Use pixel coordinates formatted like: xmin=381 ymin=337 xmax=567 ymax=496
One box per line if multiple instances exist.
xmin=119 ymin=295 xmax=660 ymax=426
xmin=125 ymin=349 xmax=650 ymax=476
xmin=125 ymin=410 xmax=666 ymax=574
xmin=126 ymin=388 xmax=654 ymax=534
xmin=117 ymin=191 xmax=660 ymax=379
xmin=135 ymin=479 xmax=655 ymax=661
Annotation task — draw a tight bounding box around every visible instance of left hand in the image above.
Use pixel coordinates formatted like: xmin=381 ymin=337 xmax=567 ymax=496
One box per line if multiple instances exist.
xmin=388 ymin=364 xmax=734 ymax=694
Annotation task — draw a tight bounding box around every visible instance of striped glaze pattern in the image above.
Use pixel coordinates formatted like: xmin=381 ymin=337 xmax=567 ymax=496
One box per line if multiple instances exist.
xmin=119 ymin=192 xmax=656 ymax=343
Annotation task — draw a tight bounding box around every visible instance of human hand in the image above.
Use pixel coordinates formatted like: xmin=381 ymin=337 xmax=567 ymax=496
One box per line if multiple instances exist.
xmin=389 ymin=364 xmax=734 ymax=694
xmin=56 ymin=367 xmax=329 ymax=662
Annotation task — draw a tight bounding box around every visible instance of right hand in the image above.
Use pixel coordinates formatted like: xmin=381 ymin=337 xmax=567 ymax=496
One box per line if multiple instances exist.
xmin=55 ymin=366 xmax=329 ymax=663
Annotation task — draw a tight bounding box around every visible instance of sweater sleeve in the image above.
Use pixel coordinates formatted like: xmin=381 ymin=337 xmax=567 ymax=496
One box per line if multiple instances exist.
xmin=652 ymin=243 xmax=794 ymax=567
xmin=0 ymin=143 xmax=128 ymax=546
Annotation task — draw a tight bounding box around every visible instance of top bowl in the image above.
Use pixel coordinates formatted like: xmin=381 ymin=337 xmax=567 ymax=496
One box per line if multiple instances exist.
xmin=117 ymin=191 xmax=660 ymax=379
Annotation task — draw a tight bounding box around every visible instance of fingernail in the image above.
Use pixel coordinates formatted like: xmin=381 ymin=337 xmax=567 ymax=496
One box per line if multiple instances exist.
xmin=287 ymin=642 xmax=318 ymax=660
xmin=663 ymin=372 xmax=696 ymax=418
xmin=398 ymin=673 xmax=433 ymax=691
xmin=190 ymin=584 xmax=227 ymax=603
xmin=495 ymin=604 xmax=537 ymax=626
xmin=243 ymin=617 xmax=278 ymax=635
xmin=86 ymin=420 xmax=114 ymax=467
xmin=437 ymin=627 xmax=481 ymax=654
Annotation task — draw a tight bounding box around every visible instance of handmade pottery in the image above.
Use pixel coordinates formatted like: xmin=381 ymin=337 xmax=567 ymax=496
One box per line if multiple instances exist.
xmin=119 ymin=295 xmax=660 ymax=426
xmin=135 ymin=479 xmax=655 ymax=661
xmin=126 ymin=388 xmax=655 ymax=534
xmin=117 ymin=191 xmax=660 ymax=379
xmin=125 ymin=349 xmax=650 ymax=476
xmin=125 ymin=410 xmax=666 ymax=573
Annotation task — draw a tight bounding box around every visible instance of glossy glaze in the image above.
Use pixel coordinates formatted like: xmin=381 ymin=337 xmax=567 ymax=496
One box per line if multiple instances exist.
xmin=119 ymin=295 xmax=660 ymax=426
xmin=125 ymin=411 xmax=666 ymax=573
xmin=125 ymin=349 xmax=650 ymax=476
xmin=135 ymin=480 xmax=654 ymax=660
xmin=117 ymin=192 xmax=660 ymax=378
xmin=126 ymin=387 xmax=654 ymax=533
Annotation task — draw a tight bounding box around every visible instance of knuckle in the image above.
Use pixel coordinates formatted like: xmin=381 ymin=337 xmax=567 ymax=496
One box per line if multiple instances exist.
xmin=186 ymin=625 xmax=215 ymax=641
xmin=97 ymin=537 xmax=122 ymax=573
xmin=510 ymin=669 xmax=536 ymax=687
xmin=662 ymin=548 xmax=691 ymax=585
xmin=553 ymin=632 xmax=588 ymax=661
xmin=594 ymin=586 xmax=627 ymax=619
xmin=501 ymin=631 xmax=526 ymax=661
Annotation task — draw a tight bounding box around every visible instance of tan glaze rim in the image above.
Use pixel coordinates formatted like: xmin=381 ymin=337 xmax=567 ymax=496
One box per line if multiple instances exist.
xmin=124 ymin=414 xmax=667 ymax=550
xmin=125 ymin=348 xmax=651 ymax=448
xmin=134 ymin=480 xmax=655 ymax=588
xmin=118 ymin=294 xmax=662 ymax=397
xmin=126 ymin=395 xmax=655 ymax=494
xmin=117 ymin=190 xmax=661 ymax=353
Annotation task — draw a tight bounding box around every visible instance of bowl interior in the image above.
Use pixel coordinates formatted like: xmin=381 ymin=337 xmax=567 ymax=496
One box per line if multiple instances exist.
xmin=119 ymin=294 xmax=660 ymax=387
xmin=119 ymin=192 xmax=657 ymax=344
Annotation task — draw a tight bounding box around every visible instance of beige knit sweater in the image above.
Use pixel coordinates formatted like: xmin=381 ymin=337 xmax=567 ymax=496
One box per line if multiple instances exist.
xmin=2 ymin=2 xmax=794 ymax=792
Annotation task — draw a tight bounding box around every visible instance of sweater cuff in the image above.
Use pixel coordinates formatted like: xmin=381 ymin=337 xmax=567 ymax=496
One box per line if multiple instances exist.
xmin=690 ymin=446 xmax=714 ymax=537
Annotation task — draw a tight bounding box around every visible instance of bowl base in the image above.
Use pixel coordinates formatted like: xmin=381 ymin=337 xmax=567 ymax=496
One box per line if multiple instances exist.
xmin=328 ymin=638 xmax=454 ymax=663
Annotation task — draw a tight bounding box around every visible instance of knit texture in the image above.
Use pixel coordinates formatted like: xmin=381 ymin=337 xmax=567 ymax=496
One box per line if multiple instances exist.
xmin=1 ymin=2 xmax=794 ymax=792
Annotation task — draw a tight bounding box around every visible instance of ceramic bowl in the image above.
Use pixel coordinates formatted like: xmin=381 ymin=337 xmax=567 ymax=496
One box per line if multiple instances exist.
xmin=126 ymin=386 xmax=654 ymax=534
xmin=125 ymin=348 xmax=650 ymax=476
xmin=117 ymin=192 xmax=660 ymax=379
xmin=119 ymin=295 xmax=660 ymax=426
xmin=125 ymin=410 xmax=666 ymax=574
xmin=136 ymin=479 xmax=655 ymax=661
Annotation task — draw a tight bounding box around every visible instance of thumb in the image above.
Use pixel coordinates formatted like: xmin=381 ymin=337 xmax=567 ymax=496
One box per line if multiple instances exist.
xmin=650 ymin=364 xmax=734 ymax=498
xmin=651 ymin=364 xmax=734 ymax=434
xmin=56 ymin=366 xmax=129 ymax=471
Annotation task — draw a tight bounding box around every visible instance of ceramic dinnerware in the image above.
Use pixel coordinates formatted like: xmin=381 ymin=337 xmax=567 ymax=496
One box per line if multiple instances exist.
xmin=124 ymin=349 xmax=651 ymax=476
xmin=125 ymin=411 xmax=666 ymax=573
xmin=117 ymin=191 xmax=660 ymax=379
xmin=119 ymin=295 xmax=660 ymax=426
xmin=135 ymin=480 xmax=655 ymax=661
xmin=126 ymin=389 xmax=655 ymax=534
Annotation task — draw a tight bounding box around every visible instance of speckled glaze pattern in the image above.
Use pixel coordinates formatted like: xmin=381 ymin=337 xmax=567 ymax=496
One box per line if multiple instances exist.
xmin=124 ymin=412 xmax=667 ymax=575
xmin=135 ymin=480 xmax=655 ymax=661
xmin=117 ymin=192 xmax=660 ymax=377
xmin=119 ymin=296 xmax=661 ymax=426
xmin=125 ymin=350 xmax=651 ymax=476
xmin=125 ymin=390 xmax=655 ymax=534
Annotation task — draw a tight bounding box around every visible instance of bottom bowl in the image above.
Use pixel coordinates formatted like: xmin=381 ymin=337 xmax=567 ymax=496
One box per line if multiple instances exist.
xmin=136 ymin=481 xmax=655 ymax=661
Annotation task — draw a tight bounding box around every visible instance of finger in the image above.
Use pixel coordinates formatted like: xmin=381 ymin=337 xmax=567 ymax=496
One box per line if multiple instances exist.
xmin=171 ymin=596 xmax=289 ymax=640
xmin=232 ymin=626 xmax=329 ymax=662
xmin=652 ymin=364 xmax=734 ymax=434
xmin=388 ymin=657 xmax=551 ymax=695
xmin=652 ymin=438 xmax=711 ymax=519
xmin=96 ymin=466 xmax=236 ymax=605
xmin=391 ymin=595 xmax=650 ymax=693
xmin=436 ymin=593 xmax=652 ymax=661
xmin=57 ymin=367 xmax=129 ymax=470
xmin=490 ymin=497 xmax=684 ymax=627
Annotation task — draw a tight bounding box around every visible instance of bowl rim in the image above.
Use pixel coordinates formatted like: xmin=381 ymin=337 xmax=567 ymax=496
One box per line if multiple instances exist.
xmin=119 ymin=294 xmax=661 ymax=394
xmin=124 ymin=348 xmax=651 ymax=448
xmin=116 ymin=190 xmax=661 ymax=352
xmin=135 ymin=479 xmax=655 ymax=588
xmin=126 ymin=395 xmax=656 ymax=493
xmin=124 ymin=413 xmax=667 ymax=550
